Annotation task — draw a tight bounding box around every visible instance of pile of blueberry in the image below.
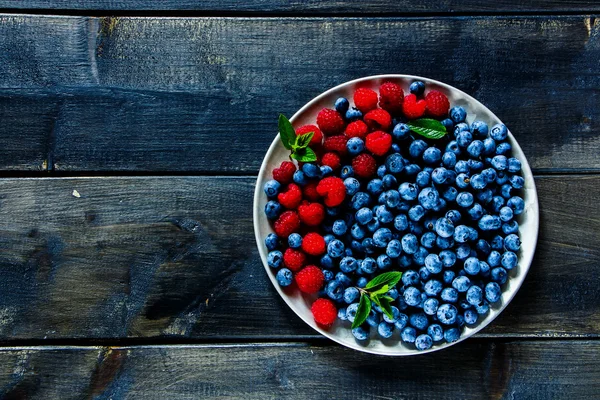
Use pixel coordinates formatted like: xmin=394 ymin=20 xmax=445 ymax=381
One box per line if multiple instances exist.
xmin=263 ymin=81 xmax=525 ymax=350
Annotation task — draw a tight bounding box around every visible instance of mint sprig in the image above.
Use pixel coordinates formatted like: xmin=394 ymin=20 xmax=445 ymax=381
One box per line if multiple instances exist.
xmin=407 ymin=118 xmax=447 ymax=139
xmin=278 ymin=114 xmax=317 ymax=162
xmin=351 ymin=271 xmax=403 ymax=329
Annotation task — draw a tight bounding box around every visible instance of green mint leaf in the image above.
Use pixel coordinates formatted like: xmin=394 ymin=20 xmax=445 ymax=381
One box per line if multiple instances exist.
xmin=369 ymin=284 xmax=389 ymax=297
xmin=290 ymin=146 xmax=317 ymax=162
xmin=365 ymin=271 xmax=403 ymax=292
xmin=294 ymin=131 xmax=314 ymax=149
xmin=407 ymin=118 xmax=447 ymax=140
xmin=378 ymin=296 xmax=394 ymax=320
xmin=380 ymin=295 xmax=395 ymax=303
xmin=351 ymin=292 xmax=372 ymax=329
xmin=278 ymin=114 xmax=296 ymax=150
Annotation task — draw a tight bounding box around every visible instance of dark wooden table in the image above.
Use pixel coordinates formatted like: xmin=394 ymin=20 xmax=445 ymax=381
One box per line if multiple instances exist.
xmin=0 ymin=1 xmax=598 ymax=398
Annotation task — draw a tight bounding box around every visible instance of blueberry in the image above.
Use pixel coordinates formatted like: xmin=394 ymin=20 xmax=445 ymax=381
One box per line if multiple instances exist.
xmin=503 ymin=221 xmax=519 ymax=234
xmin=356 ymin=277 xmax=368 ymax=289
xmin=330 ymin=221 xmax=346 ymax=237
xmin=456 ymin=244 xmax=471 ymax=261
xmin=265 ymin=200 xmax=282 ymax=220
xmin=481 ymin=167 xmax=497 ymax=183
xmin=377 ymin=322 xmax=394 ymax=339
xmin=323 ymin=270 xmax=334 ymax=282
xmin=382 ymin=174 xmax=398 ymax=189
xmin=267 ymin=250 xmax=283 ymax=269
xmin=417 ymin=187 xmax=439 ymax=210
xmin=352 ymin=326 xmax=370 ymax=341
xmin=501 ymin=184 xmax=513 ymax=199
xmin=491 ymin=155 xmax=508 ymax=171
xmin=442 ymin=187 xmax=458 ymax=203
xmin=377 ymin=204 xmax=395 ymax=223
xmin=441 ymin=287 xmax=458 ymax=303
xmin=423 ymin=298 xmax=439 ymax=316
xmin=464 ymin=309 xmax=478 ymax=325
xmin=276 ymin=268 xmax=293 ymax=287
xmin=468 ymin=203 xmax=484 ymax=221
xmin=491 ymin=267 xmax=508 ymax=285
xmin=366 ymin=309 xmax=381 ymax=327
xmin=373 ymin=228 xmax=392 ymax=248
xmin=338 ymin=307 xmax=348 ymax=321
xmin=455 ymin=122 xmax=470 ymax=133
xmin=351 ymin=192 xmax=371 ymax=210
xmin=441 ymin=152 xmax=457 ymax=169
xmin=423 ymin=147 xmax=442 ymax=165
xmin=325 ymin=239 xmax=344 ymax=259
xmin=476 ymin=239 xmax=491 ymax=256
xmin=420 ymin=232 xmax=436 ymax=249
xmin=464 ymin=257 xmax=481 ymax=275
xmin=507 ymin=196 xmax=525 ymax=215
xmin=284 ymin=233 xmax=301 ymax=249
xmin=401 ymin=327 xmax=417 ymax=343
xmin=394 ymin=312 xmax=409 ymax=329
xmin=470 ymin=120 xmax=488 ymax=138
xmin=339 ymin=256 xmax=358 ymax=273
xmin=490 ymin=124 xmax=508 ymax=141
xmin=437 ymin=251 xmax=455 ymax=269
xmin=455 ymin=130 xmax=472 ymax=148
xmin=346 ymin=107 xmax=363 ymax=121
xmin=508 ymin=157 xmax=522 ymax=173
xmin=456 ymin=192 xmax=474 ymax=208
xmin=434 ymin=218 xmax=454 ymax=239
xmin=401 ymin=234 xmax=419 ymax=254
xmin=383 ymin=306 xmax=401 ymax=323
xmin=430 ymin=167 xmax=448 ymax=185
xmin=394 ymin=215 xmax=409 ymax=232
xmin=265 ymin=234 xmax=280 ymax=251
xmin=467 ymin=140 xmax=484 ymax=158
xmin=335 ymin=97 xmax=350 ymax=114
xmin=263 ymin=179 xmax=281 ymax=198
xmin=374 ymin=254 xmax=390 ymax=270
xmin=367 ymin=218 xmax=380 ymax=233
xmin=427 ymin=324 xmax=443 ymax=342
xmin=336 ymin=272 xmax=353 ymax=287
xmin=350 ymin=224 xmax=366 ymax=240
xmin=413 ymin=246 xmax=429 ymax=266
xmin=320 ymin=165 xmax=334 ymax=176
xmin=455 ymin=160 xmax=470 ymax=173
xmin=452 ymin=276 xmax=471 ymax=292
xmin=475 ymin=302 xmax=490 ymax=315
xmin=442 ymin=327 xmax=459 ymax=343
xmin=343 ymin=287 xmax=360 ymax=304
xmin=453 ymin=225 xmax=470 ymax=243
xmin=347 ymin=137 xmax=365 ymax=155
xmin=409 ymin=140 xmax=428 ymax=159
xmin=491 ymin=235 xmax=504 ymax=250
xmin=408 ymin=205 xmax=426 ymax=222
xmin=344 ymin=177 xmax=361 ymax=196
xmin=491 ymin=195 xmax=506 ymax=213
xmin=399 ymin=182 xmax=418 ymax=201
xmin=360 ymin=257 xmax=377 ymax=274
xmin=425 ymin=278 xmax=443 ymax=296
xmin=483 ymin=137 xmax=496 ymax=155
xmin=501 ymin=251 xmax=518 ymax=270
xmin=321 ymin=255 xmax=335 ymax=269
xmin=421 ymin=253 xmax=442 ymax=274
xmin=381 ymin=240 xmax=401 ymax=260
xmin=336 ymin=166 xmax=352 ymax=181
xmin=510 ymin=175 xmax=525 ymax=189
xmin=485 ymin=282 xmax=502 ymax=303
xmin=446 ymin=139 xmax=460 ymax=155
xmin=436 ymin=236 xmax=454 ymax=250
xmin=410 ymin=80 xmax=425 ymax=95
xmin=366 ymin=179 xmax=383 ymax=196
xmin=405 ymin=164 xmax=422 ymax=177
xmin=416 ymin=171 xmax=431 ymax=187
xmin=404 ymin=287 xmax=421 ymax=307
xmin=437 ymin=304 xmax=458 ymax=325
xmin=466 ymin=285 xmax=483 ymax=306
xmin=470 ymin=173 xmax=487 ymax=190
xmin=449 ymin=106 xmax=467 ymax=123
xmin=418 ymin=266 xmax=431 ymax=281
xmin=346 ymin=303 xmax=359 ymax=322
xmin=302 ymin=163 xmax=320 ymax=178
xmin=479 ymin=215 xmax=502 ymax=231
xmin=402 ymin=270 xmax=420 ymax=286
xmin=496 ymin=172 xmax=509 ymax=185
xmin=504 ymin=234 xmax=520 ymax=252
xmin=392 ymin=123 xmax=411 ymax=142
xmin=355 ymin=207 xmax=374 ymax=225
xmin=410 ymin=312 xmax=429 ymax=330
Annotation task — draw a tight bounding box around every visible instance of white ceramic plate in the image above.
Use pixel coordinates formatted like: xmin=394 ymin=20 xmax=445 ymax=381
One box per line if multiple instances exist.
xmin=253 ymin=75 xmax=539 ymax=356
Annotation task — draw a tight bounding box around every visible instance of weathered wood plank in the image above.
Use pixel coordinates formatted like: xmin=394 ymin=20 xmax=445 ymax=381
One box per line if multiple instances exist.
xmin=0 ymin=16 xmax=598 ymax=172
xmin=2 ymin=0 xmax=600 ymax=13
xmin=0 ymin=175 xmax=598 ymax=339
xmin=0 ymin=341 xmax=599 ymax=399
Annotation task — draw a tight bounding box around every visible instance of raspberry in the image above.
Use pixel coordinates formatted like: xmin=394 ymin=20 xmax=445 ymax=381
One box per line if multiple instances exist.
xmin=283 ymin=248 xmax=306 ymax=272
xmin=425 ymin=90 xmax=450 ymax=118
xmin=316 ymin=177 xmax=346 ymax=207
xmin=365 ymin=131 xmax=392 ymax=156
xmin=316 ymin=108 xmax=345 ymax=136
xmin=311 ymin=298 xmax=337 ymax=328
xmin=323 ymin=135 xmax=348 ymax=155
xmin=321 ymin=152 xmax=341 ymax=170
xmin=298 ymin=202 xmax=325 ymax=226
xmin=344 ymin=120 xmax=368 ymax=139
xmin=277 ymin=183 xmax=303 ymax=209
xmin=402 ymin=93 xmax=427 ymax=120
xmin=272 ymin=161 xmax=296 ymax=184
xmin=295 ymin=265 xmax=324 ymax=294
xmin=353 ymin=88 xmax=378 ymax=113
xmin=352 ymin=153 xmax=377 ymax=178
xmin=364 ymin=109 xmax=392 ymax=131
xmin=303 ymin=182 xmax=320 ymax=201
xmin=274 ymin=211 xmax=301 ymax=237
xmin=296 ymin=124 xmax=323 ymax=147
xmin=302 ymin=232 xmax=326 ymax=256
xmin=378 ymin=81 xmax=404 ymax=114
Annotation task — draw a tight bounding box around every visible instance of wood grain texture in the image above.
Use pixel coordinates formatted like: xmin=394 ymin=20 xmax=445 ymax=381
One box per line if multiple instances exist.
xmin=0 ymin=175 xmax=598 ymax=340
xmin=1 ymin=0 xmax=599 ymax=13
xmin=0 ymin=341 xmax=599 ymax=399
xmin=0 ymin=15 xmax=598 ymax=172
